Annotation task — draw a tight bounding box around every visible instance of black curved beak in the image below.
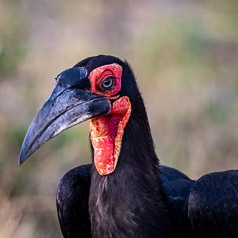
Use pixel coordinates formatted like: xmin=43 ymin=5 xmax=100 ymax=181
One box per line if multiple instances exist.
xmin=19 ymin=67 xmax=110 ymax=165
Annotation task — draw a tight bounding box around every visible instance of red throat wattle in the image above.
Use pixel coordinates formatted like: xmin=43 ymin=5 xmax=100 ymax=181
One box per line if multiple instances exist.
xmin=88 ymin=97 xmax=131 ymax=175
xmin=87 ymin=64 xmax=131 ymax=175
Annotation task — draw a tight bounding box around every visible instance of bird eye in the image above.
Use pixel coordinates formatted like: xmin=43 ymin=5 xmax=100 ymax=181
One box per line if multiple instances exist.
xmin=101 ymin=76 xmax=114 ymax=90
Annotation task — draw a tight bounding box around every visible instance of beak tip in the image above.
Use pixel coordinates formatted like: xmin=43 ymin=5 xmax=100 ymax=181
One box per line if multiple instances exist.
xmin=18 ymin=156 xmax=24 ymax=166
xmin=18 ymin=147 xmax=29 ymax=165
xmin=18 ymin=157 xmax=23 ymax=166
xmin=18 ymin=156 xmax=24 ymax=165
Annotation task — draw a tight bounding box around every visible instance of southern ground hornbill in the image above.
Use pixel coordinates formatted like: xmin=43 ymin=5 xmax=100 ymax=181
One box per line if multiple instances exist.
xmin=19 ymin=55 xmax=238 ymax=238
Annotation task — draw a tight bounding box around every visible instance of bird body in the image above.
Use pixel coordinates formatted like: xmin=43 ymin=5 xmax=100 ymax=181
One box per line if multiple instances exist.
xmin=19 ymin=55 xmax=238 ymax=238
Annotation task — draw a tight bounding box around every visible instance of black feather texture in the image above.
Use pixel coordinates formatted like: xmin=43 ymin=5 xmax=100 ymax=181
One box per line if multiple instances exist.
xmin=189 ymin=170 xmax=238 ymax=238
xmin=57 ymin=164 xmax=91 ymax=238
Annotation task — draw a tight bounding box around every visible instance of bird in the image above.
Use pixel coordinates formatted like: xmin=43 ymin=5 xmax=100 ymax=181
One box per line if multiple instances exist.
xmin=19 ymin=55 xmax=238 ymax=238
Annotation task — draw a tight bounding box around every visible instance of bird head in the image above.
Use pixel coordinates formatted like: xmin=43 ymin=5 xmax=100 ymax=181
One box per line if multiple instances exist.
xmin=19 ymin=55 xmax=143 ymax=175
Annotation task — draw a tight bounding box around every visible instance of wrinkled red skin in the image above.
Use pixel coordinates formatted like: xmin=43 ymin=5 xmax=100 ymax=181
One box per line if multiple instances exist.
xmin=89 ymin=63 xmax=122 ymax=96
xmin=88 ymin=64 xmax=131 ymax=175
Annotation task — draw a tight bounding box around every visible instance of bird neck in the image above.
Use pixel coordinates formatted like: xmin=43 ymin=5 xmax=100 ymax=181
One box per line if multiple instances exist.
xmin=89 ymin=101 xmax=173 ymax=238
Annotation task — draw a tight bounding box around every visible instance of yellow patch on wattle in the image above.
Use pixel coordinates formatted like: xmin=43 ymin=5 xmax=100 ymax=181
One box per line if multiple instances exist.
xmin=88 ymin=96 xmax=131 ymax=175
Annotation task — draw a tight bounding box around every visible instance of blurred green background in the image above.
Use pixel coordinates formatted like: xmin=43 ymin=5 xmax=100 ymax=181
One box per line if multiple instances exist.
xmin=0 ymin=0 xmax=238 ymax=237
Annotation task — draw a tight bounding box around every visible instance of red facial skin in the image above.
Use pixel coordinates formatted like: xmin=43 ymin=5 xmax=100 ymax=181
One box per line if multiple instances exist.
xmin=88 ymin=64 xmax=131 ymax=175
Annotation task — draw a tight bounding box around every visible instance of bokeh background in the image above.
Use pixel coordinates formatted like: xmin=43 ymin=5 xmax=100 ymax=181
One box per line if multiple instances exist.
xmin=0 ymin=0 xmax=238 ymax=237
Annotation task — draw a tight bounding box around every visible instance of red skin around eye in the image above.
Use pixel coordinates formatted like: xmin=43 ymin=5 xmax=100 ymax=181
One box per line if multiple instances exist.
xmin=88 ymin=63 xmax=122 ymax=97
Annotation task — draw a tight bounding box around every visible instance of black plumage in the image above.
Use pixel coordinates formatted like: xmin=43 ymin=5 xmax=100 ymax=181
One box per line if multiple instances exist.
xmin=57 ymin=165 xmax=91 ymax=238
xmin=19 ymin=55 xmax=238 ymax=238
xmin=188 ymin=170 xmax=238 ymax=238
